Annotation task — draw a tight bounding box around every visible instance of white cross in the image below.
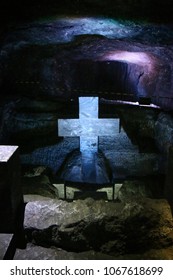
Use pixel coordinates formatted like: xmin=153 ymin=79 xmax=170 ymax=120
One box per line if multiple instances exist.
xmin=58 ymin=97 xmax=119 ymax=183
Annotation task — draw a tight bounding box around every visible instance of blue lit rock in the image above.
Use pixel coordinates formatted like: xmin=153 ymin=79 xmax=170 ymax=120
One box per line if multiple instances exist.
xmin=20 ymin=133 xmax=162 ymax=181
xmin=21 ymin=138 xmax=79 ymax=173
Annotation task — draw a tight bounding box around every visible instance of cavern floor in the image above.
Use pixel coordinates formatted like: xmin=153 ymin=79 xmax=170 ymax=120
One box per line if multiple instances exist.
xmin=1 ymin=168 xmax=173 ymax=261
xmin=1 ymin=194 xmax=173 ymax=260
xmin=13 ymin=242 xmax=173 ymax=260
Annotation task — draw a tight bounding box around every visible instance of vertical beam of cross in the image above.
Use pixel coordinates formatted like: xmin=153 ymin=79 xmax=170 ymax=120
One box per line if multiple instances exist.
xmin=79 ymin=97 xmax=98 ymax=154
xmin=79 ymin=97 xmax=98 ymax=182
xmin=58 ymin=97 xmax=119 ymax=183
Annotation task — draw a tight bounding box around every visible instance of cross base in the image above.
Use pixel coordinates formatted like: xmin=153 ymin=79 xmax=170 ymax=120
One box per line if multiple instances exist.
xmin=64 ymin=181 xmax=115 ymax=201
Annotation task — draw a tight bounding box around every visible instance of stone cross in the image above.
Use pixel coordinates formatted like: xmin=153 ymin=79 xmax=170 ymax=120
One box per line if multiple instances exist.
xmin=58 ymin=97 xmax=119 ymax=183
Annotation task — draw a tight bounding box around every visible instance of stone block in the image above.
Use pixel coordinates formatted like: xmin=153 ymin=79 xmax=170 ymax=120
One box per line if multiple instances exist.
xmin=0 ymin=234 xmax=13 ymax=259
xmin=0 ymin=146 xmax=23 ymax=233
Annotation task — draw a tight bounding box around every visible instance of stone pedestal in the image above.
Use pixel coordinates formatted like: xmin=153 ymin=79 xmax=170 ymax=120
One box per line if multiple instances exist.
xmin=0 ymin=146 xmax=26 ymax=259
xmin=0 ymin=234 xmax=13 ymax=259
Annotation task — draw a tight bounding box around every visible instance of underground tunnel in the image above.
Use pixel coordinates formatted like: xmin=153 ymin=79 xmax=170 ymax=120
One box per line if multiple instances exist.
xmin=1 ymin=1 xmax=173 ymax=260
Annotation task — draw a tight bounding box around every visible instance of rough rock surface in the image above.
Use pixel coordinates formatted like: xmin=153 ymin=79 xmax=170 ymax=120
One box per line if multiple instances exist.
xmin=14 ymin=243 xmax=173 ymax=260
xmin=24 ymin=196 xmax=173 ymax=257
xmin=1 ymin=18 xmax=173 ymax=108
xmin=155 ymin=113 xmax=173 ymax=155
xmin=14 ymin=243 xmax=118 ymax=260
xmin=14 ymin=242 xmax=173 ymax=260
xmin=22 ymin=175 xmax=58 ymax=199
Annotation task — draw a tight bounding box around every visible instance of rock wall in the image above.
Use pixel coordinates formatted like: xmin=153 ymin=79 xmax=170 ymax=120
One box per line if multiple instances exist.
xmin=1 ymin=19 xmax=173 ymax=110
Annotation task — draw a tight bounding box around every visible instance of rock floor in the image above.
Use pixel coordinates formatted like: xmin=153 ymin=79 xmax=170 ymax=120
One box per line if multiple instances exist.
xmin=1 ymin=184 xmax=173 ymax=260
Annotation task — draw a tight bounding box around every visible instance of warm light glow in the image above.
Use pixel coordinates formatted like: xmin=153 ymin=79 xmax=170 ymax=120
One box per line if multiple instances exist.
xmin=104 ymin=51 xmax=152 ymax=66
xmin=103 ymin=51 xmax=158 ymax=80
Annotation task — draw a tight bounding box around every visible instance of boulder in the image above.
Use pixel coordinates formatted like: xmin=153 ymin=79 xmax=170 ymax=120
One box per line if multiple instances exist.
xmin=117 ymin=180 xmax=153 ymax=202
xmin=22 ymin=175 xmax=58 ymax=199
xmin=24 ymin=197 xmax=173 ymax=256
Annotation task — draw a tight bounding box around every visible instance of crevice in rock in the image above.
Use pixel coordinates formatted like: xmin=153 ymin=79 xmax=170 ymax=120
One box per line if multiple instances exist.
xmin=137 ymin=71 xmax=144 ymax=87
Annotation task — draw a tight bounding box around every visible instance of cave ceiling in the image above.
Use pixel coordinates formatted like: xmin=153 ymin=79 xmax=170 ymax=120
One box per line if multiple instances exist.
xmin=0 ymin=14 xmax=173 ymax=110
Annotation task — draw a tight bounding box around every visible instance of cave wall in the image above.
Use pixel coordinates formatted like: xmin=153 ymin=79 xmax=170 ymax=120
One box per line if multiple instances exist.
xmin=1 ymin=11 xmax=173 ymax=110
xmin=1 ymin=37 xmax=173 ymax=109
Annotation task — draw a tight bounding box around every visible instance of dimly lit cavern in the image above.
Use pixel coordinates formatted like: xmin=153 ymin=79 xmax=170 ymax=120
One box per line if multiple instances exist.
xmin=1 ymin=0 xmax=173 ymax=260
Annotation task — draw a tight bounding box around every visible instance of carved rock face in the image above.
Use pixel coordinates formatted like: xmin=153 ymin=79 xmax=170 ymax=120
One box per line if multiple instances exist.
xmin=0 ymin=18 xmax=173 ymax=108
